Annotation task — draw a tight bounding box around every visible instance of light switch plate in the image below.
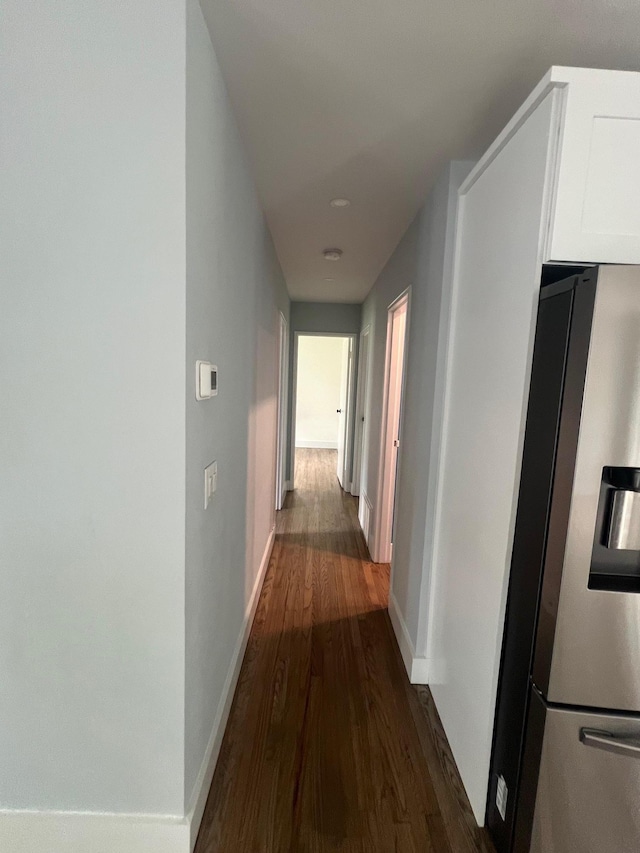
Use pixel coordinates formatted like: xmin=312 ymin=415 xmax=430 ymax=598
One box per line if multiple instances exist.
xmin=204 ymin=461 xmax=217 ymax=508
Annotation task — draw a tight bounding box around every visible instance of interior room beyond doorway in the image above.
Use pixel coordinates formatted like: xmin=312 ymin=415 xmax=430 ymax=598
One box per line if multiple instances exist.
xmin=292 ymin=333 xmax=356 ymax=491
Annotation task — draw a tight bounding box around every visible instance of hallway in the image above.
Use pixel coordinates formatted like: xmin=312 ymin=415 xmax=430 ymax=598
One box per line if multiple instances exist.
xmin=195 ymin=449 xmax=493 ymax=853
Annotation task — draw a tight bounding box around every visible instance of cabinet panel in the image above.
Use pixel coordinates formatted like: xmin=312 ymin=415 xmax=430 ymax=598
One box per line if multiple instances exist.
xmin=547 ymin=68 xmax=640 ymax=264
xmin=429 ymin=88 xmax=560 ymax=823
xmin=581 ymin=118 xmax=640 ymax=238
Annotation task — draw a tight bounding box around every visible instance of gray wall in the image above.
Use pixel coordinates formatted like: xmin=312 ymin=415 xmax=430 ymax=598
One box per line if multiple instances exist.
xmin=290 ymin=301 xmax=362 ymax=335
xmin=1 ymin=0 xmax=290 ymax=826
xmin=360 ymin=162 xmax=472 ymax=655
xmin=1 ymin=0 xmax=187 ymax=815
xmin=286 ymin=302 xmax=362 ymax=483
xmin=185 ymin=0 xmax=289 ymax=810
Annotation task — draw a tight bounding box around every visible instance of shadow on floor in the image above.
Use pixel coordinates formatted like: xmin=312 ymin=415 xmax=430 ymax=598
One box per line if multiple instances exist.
xmin=195 ymin=603 xmax=494 ymax=853
xmin=273 ymin=530 xmax=372 ymax=559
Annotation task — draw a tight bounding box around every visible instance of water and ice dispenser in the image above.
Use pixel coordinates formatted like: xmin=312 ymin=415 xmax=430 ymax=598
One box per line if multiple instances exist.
xmin=590 ymin=466 xmax=640 ymax=592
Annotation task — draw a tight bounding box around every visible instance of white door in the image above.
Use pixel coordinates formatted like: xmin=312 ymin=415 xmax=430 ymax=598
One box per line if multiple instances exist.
xmin=387 ymin=301 xmax=407 ymax=546
xmin=336 ymin=337 xmax=352 ymax=488
xmin=275 ymin=313 xmax=288 ymax=510
xmin=351 ymin=326 xmax=370 ymax=497
xmin=376 ymin=295 xmax=408 ymax=563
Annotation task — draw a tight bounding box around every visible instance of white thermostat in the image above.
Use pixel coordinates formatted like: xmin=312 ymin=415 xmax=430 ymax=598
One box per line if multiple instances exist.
xmin=196 ymin=361 xmax=218 ymax=400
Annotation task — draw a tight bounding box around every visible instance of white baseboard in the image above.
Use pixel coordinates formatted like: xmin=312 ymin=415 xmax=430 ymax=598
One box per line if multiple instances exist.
xmin=295 ymin=440 xmax=338 ymax=449
xmin=0 ymin=811 xmax=190 ymax=853
xmin=388 ymin=591 xmax=429 ymax=684
xmin=358 ymin=491 xmax=372 ymax=549
xmin=0 ymin=527 xmax=278 ymax=853
xmin=186 ymin=524 xmax=276 ymax=849
xmin=285 ymin=480 xmax=292 ymax=492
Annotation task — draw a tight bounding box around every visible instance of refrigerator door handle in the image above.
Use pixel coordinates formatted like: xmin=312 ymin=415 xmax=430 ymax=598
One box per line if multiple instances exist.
xmin=580 ymin=727 xmax=640 ymax=758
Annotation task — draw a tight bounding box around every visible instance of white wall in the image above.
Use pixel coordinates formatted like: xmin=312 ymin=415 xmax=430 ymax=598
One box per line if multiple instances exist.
xmin=395 ymin=162 xmax=473 ymax=661
xmin=185 ymin=0 xmax=289 ymax=819
xmin=295 ymin=336 xmax=344 ymax=448
xmin=1 ymin=0 xmax=186 ymax=817
xmin=428 ymin=94 xmax=558 ymax=823
xmin=360 ymin=163 xmax=471 ymax=660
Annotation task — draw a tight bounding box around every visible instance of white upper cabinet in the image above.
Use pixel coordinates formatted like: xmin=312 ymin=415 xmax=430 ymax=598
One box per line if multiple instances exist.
xmin=544 ymin=66 xmax=640 ymax=265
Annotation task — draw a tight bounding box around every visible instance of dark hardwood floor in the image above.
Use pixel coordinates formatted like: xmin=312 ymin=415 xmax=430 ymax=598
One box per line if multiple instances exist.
xmin=195 ymin=448 xmax=495 ymax=853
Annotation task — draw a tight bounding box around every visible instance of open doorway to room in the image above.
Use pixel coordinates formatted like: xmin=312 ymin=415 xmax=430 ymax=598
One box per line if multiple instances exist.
xmin=290 ymin=333 xmax=357 ymax=491
xmin=275 ymin=311 xmax=289 ymax=511
xmin=373 ymin=289 xmax=410 ymax=564
xmin=351 ymin=324 xmax=371 ymax=500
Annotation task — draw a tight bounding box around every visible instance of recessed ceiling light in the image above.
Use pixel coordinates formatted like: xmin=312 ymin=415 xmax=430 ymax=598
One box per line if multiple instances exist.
xmin=324 ymin=278 xmax=335 ymax=282
xmin=330 ymin=197 xmax=351 ymax=208
xmin=323 ymin=248 xmax=343 ymax=261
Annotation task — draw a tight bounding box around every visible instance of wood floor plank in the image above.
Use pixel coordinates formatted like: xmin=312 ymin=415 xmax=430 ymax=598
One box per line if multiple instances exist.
xmin=194 ymin=448 xmax=494 ymax=853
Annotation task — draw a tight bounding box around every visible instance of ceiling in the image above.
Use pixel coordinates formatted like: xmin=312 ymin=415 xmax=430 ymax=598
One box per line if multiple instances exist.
xmin=201 ymin=0 xmax=640 ymax=303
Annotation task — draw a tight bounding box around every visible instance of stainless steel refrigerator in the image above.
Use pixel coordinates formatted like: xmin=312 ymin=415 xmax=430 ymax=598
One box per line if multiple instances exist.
xmin=487 ymin=265 xmax=640 ymax=853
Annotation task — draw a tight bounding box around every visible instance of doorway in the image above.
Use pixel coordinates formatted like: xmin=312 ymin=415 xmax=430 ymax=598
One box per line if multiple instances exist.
xmin=275 ymin=312 xmax=289 ymax=511
xmin=374 ymin=290 xmax=410 ymax=563
xmin=290 ymin=333 xmax=357 ymax=490
xmin=351 ymin=325 xmax=371 ymax=497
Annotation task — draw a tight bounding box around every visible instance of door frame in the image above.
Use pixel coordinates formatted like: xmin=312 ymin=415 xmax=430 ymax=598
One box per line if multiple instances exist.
xmin=289 ymin=331 xmax=358 ymax=491
xmin=372 ymin=288 xmax=411 ymax=564
xmin=275 ymin=311 xmax=289 ymax=511
xmin=351 ymin=325 xmax=371 ymax=497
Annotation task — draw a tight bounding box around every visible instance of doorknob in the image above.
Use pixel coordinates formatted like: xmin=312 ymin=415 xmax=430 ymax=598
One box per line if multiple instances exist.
xmin=337 ymin=409 xmax=342 ymax=413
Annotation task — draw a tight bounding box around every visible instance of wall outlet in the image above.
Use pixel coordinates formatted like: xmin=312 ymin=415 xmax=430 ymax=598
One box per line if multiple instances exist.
xmin=204 ymin=461 xmax=217 ymax=508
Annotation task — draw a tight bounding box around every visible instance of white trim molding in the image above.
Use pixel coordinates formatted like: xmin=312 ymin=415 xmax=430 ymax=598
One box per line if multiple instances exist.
xmin=289 ymin=331 xmax=358 ymax=496
xmin=295 ymin=440 xmax=338 ymax=449
xmin=358 ymin=491 xmax=372 ymax=548
xmin=388 ymin=591 xmax=429 ymax=684
xmin=0 ymin=811 xmax=190 ymax=853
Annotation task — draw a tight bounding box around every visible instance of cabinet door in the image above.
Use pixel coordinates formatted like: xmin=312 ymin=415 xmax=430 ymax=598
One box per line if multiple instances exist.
xmin=546 ymin=68 xmax=640 ymax=265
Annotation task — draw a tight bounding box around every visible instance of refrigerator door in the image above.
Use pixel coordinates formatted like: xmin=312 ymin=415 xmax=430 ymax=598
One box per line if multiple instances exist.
xmin=530 ymin=703 xmax=640 ymax=853
xmin=536 ymin=266 xmax=640 ymax=710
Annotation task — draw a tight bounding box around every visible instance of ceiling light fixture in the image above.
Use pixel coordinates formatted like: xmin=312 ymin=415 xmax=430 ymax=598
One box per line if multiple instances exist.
xmin=330 ymin=197 xmax=351 ymax=208
xmin=324 ymin=278 xmax=335 ymax=282
xmin=323 ymin=248 xmax=343 ymax=261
